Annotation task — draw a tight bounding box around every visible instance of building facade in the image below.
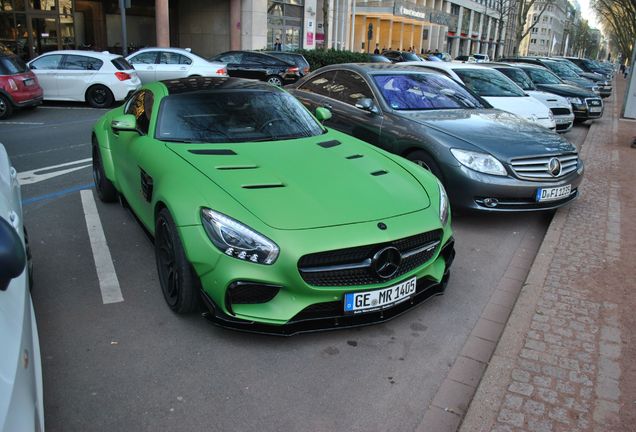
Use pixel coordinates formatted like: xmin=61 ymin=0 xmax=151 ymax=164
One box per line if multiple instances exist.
xmin=518 ymin=0 xmax=569 ymax=56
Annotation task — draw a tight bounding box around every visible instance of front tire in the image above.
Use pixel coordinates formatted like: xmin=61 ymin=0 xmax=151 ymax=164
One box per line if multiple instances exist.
xmin=155 ymin=208 xmax=201 ymax=314
xmin=86 ymin=85 xmax=114 ymax=108
xmin=407 ymin=150 xmax=444 ymax=182
xmin=0 ymin=94 xmax=13 ymax=120
xmin=92 ymin=144 xmax=118 ymax=202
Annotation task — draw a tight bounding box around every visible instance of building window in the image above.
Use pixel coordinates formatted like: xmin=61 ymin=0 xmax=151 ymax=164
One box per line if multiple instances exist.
xmin=267 ymin=0 xmax=304 ymax=51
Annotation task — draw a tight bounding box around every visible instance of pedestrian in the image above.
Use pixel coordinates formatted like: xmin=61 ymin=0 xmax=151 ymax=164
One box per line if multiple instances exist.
xmin=620 ymin=63 xmax=625 ymax=75
xmin=625 ymin=65 xmax=630 ymax=79
xmin=374 ymin=43 xmax=380 ymax=55
xmin=274 ymin=37 xmax=282 ymax=51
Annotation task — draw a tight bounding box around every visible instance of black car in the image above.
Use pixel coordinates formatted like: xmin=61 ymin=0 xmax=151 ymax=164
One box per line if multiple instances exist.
xmin=288 ymin=64 xmax=583 ymax=211
xmin=499 ymin=57 xmax=599 ymax=94
xmin=264 ymin=51 xmax=310 ymax=77
xmin=382 ymin=51 xmax=423 ymax=63
xmin=209 ymin=51 xmax=301 ymax=86
xmin=546 ymin=58 xmax=611 ymax=98
xmin=505 ymin=63 xmax=603 ymax=123
xmin=565 ymin=57 xmax=612 ymax=78
xmin=369 ymin=54 xmax=392 ymax=63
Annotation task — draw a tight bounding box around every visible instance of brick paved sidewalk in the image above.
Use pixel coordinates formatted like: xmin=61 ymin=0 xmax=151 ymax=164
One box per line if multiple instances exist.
xmin=458 ymin=78 xmax=636 ymax=432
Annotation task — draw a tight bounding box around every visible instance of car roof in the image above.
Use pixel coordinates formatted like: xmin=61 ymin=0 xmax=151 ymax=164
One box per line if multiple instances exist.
xmin=314 ymin=63 xmax=448 ymax=76
xmin=32 ymin=50 xmax=123 ymax=60
xmin=160 ymin=76 xmax=279 ymax=95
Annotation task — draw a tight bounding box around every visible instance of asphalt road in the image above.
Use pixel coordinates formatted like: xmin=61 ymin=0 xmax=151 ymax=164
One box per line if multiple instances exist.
xmin=1 ymin=104 xmax=589 ymax=432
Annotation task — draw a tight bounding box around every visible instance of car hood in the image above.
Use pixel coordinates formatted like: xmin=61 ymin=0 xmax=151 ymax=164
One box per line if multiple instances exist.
xmin=534 ymin=84 xmax=597 ymax=98
xmin=526 ymin=91 xmax=571 ymax=109
xmin=167 ymin=134 xmax=430 ymax=230
xmin=399 ymin=109 xmax=575 ymax=160
xmin=578 ymin=71 xmax=604 ymax=82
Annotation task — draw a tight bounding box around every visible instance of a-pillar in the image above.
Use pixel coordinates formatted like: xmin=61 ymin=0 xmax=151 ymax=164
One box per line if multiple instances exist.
xmin=230 ymin=0 xmax=240 ymax=50
xmin=155 ymin=0 xmax=169 ymax=47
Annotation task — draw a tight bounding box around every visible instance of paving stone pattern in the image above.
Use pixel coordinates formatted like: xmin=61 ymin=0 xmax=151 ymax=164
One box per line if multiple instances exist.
xmin=487 ymin=106 xmax=624 ymax=431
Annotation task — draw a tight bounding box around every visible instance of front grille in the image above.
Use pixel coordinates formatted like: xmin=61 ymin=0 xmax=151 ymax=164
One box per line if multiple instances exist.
xmin=556 ymin=122 xmax=571 ymax=131
xmin=509 ymin=153 xmax=579 ymax=180
xmin=298 ymin=230 xmax=443 ymax=287
xmin=550 ymin=107 xmax=571 ymax=116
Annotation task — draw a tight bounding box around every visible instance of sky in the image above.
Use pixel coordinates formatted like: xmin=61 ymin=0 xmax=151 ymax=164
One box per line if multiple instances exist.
xmin=576 ymin=0 xmax=600 ymax=29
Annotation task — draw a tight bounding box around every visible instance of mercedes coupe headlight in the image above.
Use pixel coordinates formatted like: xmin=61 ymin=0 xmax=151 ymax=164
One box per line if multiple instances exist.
xmin=201 ymin=208 xmax=279 ymax=265
xmin=566 ymin=97 xmax=583 ymax=105
xmin=450 ymin=149 xmax=507 ymax=176
xmin=437 ymin=179 xmax=449 ymax=226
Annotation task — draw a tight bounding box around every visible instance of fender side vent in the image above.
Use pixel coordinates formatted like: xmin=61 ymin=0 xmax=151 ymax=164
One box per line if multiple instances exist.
xmin=188 ymin=149 xmax=236 ymax=155
xmin=371 ymin=170 xmax=388 ymax=176
xmin=346 ymin=154 xmax=363 ymax=159
xmin=242 ymin=183 xmax=286 ymax=189
xmin=317 ymin=140 xmax=341 ymax=148
xmin=216 ymin=165 xmax=258 ymax=170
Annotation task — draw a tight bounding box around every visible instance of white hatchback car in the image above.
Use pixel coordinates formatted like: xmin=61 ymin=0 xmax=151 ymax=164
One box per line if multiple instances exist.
xmin=0 ymin=143 xmax=43 ymax=432
xmin=126 ymin=47 xmax=227 ymax=84
xmin=28 ymin=50 xmax=141 ymax=107
xmin=403 ymin=62 xmax=557 ymax=131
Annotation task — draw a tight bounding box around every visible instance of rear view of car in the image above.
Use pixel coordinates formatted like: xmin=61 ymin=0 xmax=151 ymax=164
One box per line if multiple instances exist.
xmin=28 ymin=50 xmax=141 ymax=108
xmin=210 ymin=51 xmax=301 ymax=86
xmin=265 ymin=52 xmax=310 ymax=77
xmin=0 ymin=52 xmax=43 ymax=119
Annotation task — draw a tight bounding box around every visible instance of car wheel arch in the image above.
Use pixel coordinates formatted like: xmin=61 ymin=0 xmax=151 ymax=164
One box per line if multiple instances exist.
xmin=403 ymin=147 xmax=446 ymax=183
xmin=92 ymin=133 xmax=118 ymax=189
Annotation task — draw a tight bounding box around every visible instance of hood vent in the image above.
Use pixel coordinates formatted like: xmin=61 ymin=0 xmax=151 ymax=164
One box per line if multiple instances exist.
xmin=346 ymin=154 xmax=364 ymax=159
xmin=242 ymin=183 xmax=286 ymax=190
xmin=216 ymin=165 xmax=258 ymax=170
xmin=188 ymin=149 xmax=236 ymax=155
xmin=317 ymin=140 xmax=341 ymax=148
xmin=371 ymin=170 xmax=388 ymax=176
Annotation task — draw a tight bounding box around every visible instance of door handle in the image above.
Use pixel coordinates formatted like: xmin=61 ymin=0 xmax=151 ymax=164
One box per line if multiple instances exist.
xmin=179 ymin=67 xmax=187 ymax=70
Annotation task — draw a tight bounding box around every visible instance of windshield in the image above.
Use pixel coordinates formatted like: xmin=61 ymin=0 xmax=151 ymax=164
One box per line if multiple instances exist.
xmin=544 ymin=61 xmax=579 ymax=79
xmin=559 ymin=60 xmax=583 ymax=73
xmin=0 ymin=56 xmax=28 ymax=74
xmin=402 ymin=52 xmax=422 ymax=62
xmin=524 ymin=67 xmax=563 ymax=85
xmin=496 ymin=67 xmax=535 ymax=90
xmin=372 ymin=73 xmax=485 ymax=110
xmin=156 ymin=90 xmax=324 ymax=143
xmin=454 ymin=68 xmax=525 ymax=97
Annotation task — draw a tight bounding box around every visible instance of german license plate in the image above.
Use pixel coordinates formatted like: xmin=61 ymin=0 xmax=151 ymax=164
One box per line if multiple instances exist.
xmin=536 ymin=185 xmax=571 ymax=202
xmin=589 ymin=106 xmax=602 ymax=113
xmin=555 ymin=118 xmax=570 ymax=124
xmin=23 ymin=78 xmax=34 ymax=86
xmin=344 ymin=277 xmax=416 ymax=314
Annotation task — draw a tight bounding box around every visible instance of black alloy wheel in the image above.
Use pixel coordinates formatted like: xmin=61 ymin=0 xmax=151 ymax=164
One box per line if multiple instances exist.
xmin=155 ymin=208 xmax=201 ymax=314
xmin=0 ymin=94 xmax=13 ymax=120
xmin=92 ymin=144 xmax=117 ymax=202
xmin=86 ymin=85 xmax=114 ymax=108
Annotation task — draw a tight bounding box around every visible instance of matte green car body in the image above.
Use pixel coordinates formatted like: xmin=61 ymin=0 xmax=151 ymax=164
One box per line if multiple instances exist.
xmin=92 ymin=78 xmax=454 ymax=331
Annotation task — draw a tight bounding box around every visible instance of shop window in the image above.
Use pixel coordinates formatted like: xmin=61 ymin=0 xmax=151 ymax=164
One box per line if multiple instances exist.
xmin=331 ymin=71 xmax=373 ymax=106
xmin=29 ymin=0 xmax=55 ymax=11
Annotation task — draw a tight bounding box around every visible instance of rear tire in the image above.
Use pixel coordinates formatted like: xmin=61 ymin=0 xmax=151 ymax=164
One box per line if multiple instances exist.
xmin=92 ymin=144 xmax=118 ymax=202
xmin=265 ymin=75 xmax=283 ymax=86
xmin=86 ymin=85 xmax=114 ymax=108
xmin=0 ymin=94 xmax=13 ymax=120
xmin=155 ymin=208 xmax=202 ymax=314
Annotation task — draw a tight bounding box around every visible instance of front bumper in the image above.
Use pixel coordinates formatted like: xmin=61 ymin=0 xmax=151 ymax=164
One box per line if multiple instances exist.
xmin=443 ymin=161 xmax=584 ymax=211
xmin=201 ymin=239 xmax=455 ymax=335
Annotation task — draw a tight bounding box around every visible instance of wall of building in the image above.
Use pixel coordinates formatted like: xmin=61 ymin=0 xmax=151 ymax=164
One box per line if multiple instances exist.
xmin=178 ymin=0 xmax=230 ymax=57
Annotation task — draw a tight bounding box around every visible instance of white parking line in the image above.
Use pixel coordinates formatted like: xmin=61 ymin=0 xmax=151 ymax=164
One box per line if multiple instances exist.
xmin=18 ymin=158 xmax=92 ymax=185
xmin=80 ymin=189 xmax=124 ymax=304
xmin=0 ymin=121 xmax=45 ymax=125
xmin=38 ymin=106 xmax=109 ymax=110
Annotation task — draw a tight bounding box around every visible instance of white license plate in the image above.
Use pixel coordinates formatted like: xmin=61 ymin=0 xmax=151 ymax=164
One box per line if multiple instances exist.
xmin=344 ymin=277 xmax=416 ymax=314
xmin=589 ymin=106 xmax=602 ymax=113
xmin=536 ymin=185 xmax=571 ymax=202
xmin=555 ymin=118 xmax=571 ymax=124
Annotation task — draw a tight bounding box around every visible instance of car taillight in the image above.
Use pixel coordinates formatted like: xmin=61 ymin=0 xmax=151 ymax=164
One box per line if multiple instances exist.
xmin=7 ymin=78 xmax=18 ymax=91
xmin=115 ymin=72 xmax=131 ymax=81
xmin=216 ymin=68 xmax=227 ymax=76
xmin=287 ymin=66 xmax=299 ymax=74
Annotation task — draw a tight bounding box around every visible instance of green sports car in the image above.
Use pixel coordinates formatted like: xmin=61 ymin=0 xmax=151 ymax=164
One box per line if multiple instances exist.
xmin=92 ymin=77 xmax=455 ymax=334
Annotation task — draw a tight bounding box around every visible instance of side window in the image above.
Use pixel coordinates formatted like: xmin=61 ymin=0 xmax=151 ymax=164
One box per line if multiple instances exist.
xmin=30 ymin=54 xmax=62 ymax=70
xmin=246 ymin=54 xmax=269 ymax=64
xmin=62 ymin=55 xmax=103 ymax=71
xmin=129 ymin=52 xmax=158 ymax=65
xmin=179 ymin=54 xmax=192 ymax=65
xmin=218 ymin=53 xmax=243 ymax=64
xmin=298 ymin=70 xmax=337 ymax=97
xmin=330 ymin=71 xmax=374 ymax=106
xmin=159 ymin=52 xmax=189 ymax=65
xmin=125 ymin=90 xmax=154 ymax=135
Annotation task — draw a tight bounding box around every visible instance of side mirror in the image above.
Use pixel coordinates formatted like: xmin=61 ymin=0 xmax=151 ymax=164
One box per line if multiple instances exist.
xmin=111 ymin=114 xmax=139 ymax=133
xmin=355 ymin=98 xmax=380 ymax=114
xmin=0 ymin=217 xmax=26 ymax=292
xmin=315 ymin=107 xmax=332 ymax=122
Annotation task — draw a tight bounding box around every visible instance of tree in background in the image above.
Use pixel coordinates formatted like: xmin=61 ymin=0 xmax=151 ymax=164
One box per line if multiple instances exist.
xmin=492 ymin=0 xmax=516 ymax=56
xmin=591 ymin=0 xmax=635 ymax=62
xmin=570 ymin=19 xmax=593 ymax=57
xmin=515 ymin=0 xmax=555 ymax=53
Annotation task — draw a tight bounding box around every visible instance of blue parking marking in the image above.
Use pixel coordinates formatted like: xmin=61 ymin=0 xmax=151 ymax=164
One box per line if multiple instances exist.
xmin=22 ymin=183 xmax=95 ymax=205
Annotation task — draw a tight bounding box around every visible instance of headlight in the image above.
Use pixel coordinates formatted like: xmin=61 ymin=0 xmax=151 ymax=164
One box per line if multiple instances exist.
xmin=201 ymin=208 xmax=279 ymax=265
xmin=548 ymin=110 xmax=554 ymax=121
xmin=566 ymin=97 xmax=583 ymax=105
xmin=437 ymin=179 xmax=449 ymax=226
xmin=450 ymin=148 xmax=507 ymax=176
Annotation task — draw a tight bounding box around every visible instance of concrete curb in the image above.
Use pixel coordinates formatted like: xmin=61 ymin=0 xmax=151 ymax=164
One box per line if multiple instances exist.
xmin=456 ymin=117 xmax=599 ymax=431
